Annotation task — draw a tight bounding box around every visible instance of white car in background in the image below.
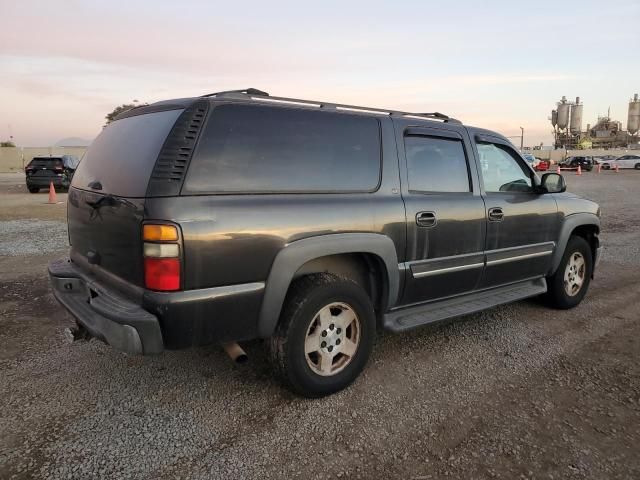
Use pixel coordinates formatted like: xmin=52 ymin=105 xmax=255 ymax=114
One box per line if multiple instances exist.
xmin=601 ymin=154 xmax=640 ymax=170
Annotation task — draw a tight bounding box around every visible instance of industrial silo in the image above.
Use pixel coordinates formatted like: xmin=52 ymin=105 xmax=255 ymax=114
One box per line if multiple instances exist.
xmin=551 ymin=110 xmax=558 ymax=127
xmin=628 ymin=93 xmax=640 ymax=135
xmin=570 ymin=97 xmax=583 ymax=134
xmin=557 ymin=96 xmax=570 ymax=130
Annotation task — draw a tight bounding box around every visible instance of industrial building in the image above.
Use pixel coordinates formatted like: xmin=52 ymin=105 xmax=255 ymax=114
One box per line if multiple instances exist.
xmin=551 ymin=94 xmax=640 ymax=149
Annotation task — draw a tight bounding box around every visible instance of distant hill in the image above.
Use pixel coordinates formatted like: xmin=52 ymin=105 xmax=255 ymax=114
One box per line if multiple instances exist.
xmin=54 ymin=137 xmax=92 ymax=147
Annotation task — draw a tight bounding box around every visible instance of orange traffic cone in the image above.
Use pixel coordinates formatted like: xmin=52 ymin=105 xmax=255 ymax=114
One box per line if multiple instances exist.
xmin=597 ymin=163 xmax=602 ymax=173
xmin=556 ymin=165 xmax=561 ymax=174
xmin=615 ymin=164 xmax=620 ymax=173
xmin=576 ymin=165 xmax=582 ymax=175
xmin=48 ymin=181 xmax=57 ymax=204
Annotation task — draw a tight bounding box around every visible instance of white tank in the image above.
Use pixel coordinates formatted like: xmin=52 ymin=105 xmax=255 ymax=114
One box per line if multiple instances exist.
xmin=557 ymin=97 xmax=570 ymax=130
xmin=570 ymin=97 xmax=583 ymax=134
xmin=551 ymin=110 xmax=558 ymax=127
xmin=628 ymin=93 xmax=640 ymax=135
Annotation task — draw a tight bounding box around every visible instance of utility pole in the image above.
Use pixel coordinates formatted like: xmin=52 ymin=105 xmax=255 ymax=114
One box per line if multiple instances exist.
xmin=520 ymin=126 xmax=524 ymax=150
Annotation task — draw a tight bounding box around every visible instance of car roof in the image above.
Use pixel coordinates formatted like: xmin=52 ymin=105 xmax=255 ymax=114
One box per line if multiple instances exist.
xmin=113 ymin=88 xmax=517 ymax=145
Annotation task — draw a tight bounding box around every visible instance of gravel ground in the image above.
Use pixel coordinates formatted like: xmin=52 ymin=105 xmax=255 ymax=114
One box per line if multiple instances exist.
xmin=0 ymin=220 xmax=68 ymax=256
xmin=1 ymin=171 xmax=639 ymax=479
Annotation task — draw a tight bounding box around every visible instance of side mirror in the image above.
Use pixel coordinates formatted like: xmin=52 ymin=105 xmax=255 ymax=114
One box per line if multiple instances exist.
xmin=540 ymin=172 xmax=566 ymax=193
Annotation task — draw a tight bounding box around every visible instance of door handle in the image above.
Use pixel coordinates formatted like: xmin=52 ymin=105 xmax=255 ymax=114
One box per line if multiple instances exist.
xmin=488 ymin=207 xmax=504 ymax=222
xmin=416 ymin=211 xmax=437 ymax=227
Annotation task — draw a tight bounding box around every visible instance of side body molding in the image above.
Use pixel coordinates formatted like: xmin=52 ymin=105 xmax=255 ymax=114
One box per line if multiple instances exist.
xmin=549 ymin=212 xmax=600 ymax=275
xmin=257 ymin=233 xmax=400 ymax=337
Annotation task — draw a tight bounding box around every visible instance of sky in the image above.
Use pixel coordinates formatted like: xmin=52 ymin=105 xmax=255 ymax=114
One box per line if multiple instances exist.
xmin=1 ymin=0 xmax=639 ymax=147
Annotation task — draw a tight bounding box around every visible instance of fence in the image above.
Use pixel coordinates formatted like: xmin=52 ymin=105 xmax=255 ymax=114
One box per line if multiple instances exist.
xmin=0 ymin=147 xmax=88 ymax=172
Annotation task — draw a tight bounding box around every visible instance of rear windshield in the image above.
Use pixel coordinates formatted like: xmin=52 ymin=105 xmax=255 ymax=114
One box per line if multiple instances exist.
xmin=183 ymin=104 xmax=381 ymax=194
xmin=28 ymin=158 xmax=63 ymax=168
xmin=71 ymin=109 xmax=183 ymax=197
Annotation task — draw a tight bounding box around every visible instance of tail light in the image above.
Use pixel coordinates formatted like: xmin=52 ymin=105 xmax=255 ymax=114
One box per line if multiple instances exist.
xmin=143 ymin=224 xmax=181 ymax=291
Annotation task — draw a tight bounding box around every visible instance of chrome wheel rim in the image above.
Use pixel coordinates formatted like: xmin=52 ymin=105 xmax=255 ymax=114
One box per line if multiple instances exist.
xmin=564 ymin=252 xmax=586 ymax=297
xmin=304 ymin=302 xmax=360 ymax=377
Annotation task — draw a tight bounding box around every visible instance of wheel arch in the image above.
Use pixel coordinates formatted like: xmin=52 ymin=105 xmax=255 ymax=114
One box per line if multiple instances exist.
xmin=258 ymin=233 xmax=399 ymax=337
xmin=549 ymin=213 xmax=600 ymax=275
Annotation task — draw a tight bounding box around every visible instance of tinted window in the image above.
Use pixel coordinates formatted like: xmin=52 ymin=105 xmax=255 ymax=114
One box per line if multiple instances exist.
xmin=477 ymin=142 xmax=532 ymax=193
xmin=183 ymin=104 xmax=381 ymax=193
xmin=72 ymin=109 xmax=183 ymax=197
xmin=28 ymin=157 xmax=62 ymax=168
xmin=404 ymin=135 xmax=470 ymax=193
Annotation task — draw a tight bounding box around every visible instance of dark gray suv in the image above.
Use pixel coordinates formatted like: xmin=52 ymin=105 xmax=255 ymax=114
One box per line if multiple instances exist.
xmin=49 ymin=89 xmax=602 ymax=397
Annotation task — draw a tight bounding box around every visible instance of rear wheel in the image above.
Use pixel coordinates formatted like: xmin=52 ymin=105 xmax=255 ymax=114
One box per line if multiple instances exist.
xmin=546 ymin=236 xmax=592 ymax=309
xmin=269 ymin=273 xmax=375 ymax=398
xmin=634 ymin=163 xmax=640 ymax=170
xmin=28 ymin=186 xmax=39 ymax=193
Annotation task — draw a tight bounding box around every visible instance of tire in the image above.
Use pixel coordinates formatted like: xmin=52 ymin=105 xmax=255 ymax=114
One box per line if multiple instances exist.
xmin=603 ymin=164 xmax=610 ymax=170
xmin=268 ymin=273 xmax=376 ymax=398
xmin=546 ymin=236 xmax=593 ymax=309
xmin=634 ymin=163 xmax=640 ymax=170
xmin=28 ymin=186 xmax=39 ymax=193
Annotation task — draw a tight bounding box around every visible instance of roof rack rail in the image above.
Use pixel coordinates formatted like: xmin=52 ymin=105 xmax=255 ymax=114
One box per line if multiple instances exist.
xmin=201 ymin=88 xmax=269 ymax=98
xmin=200 ymin=89 xmax=461 ymax=124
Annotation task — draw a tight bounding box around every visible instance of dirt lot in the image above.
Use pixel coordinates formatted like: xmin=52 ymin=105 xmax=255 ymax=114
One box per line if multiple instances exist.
xmin=1 ymin=171 xmax=639 ymax=480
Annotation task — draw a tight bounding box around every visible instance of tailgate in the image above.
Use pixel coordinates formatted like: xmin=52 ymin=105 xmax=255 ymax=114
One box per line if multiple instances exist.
xmin=68 ymin=188 xmax=146 ymax=286
xmin=67 ymin=107 xmax=185 ymax=287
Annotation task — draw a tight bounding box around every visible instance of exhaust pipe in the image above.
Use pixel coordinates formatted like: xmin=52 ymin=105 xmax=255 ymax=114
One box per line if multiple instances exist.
xmin=222 ymin=342 xmax=248 ymax=364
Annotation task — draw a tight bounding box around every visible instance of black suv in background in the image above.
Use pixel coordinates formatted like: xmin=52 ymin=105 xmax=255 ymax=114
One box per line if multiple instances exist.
xmin=25 ymin=155 xmax=80 ymax=193
xmin=560 ymin=156 xmax=594 ymax=172
xmin=49 ymin=89 xmax=602 ymax=397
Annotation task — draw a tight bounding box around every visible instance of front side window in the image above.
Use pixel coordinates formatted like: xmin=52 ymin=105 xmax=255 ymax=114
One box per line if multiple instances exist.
xmin=477 ymin=142 xmax=533 ymax=193
xmin=404 ymin=135 xmax=471 ymax=193
xmin=183 ymin=104 xmax=381 ymax=193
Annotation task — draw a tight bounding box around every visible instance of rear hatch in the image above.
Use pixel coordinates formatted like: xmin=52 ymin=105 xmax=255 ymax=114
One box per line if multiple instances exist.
xmin=26 ymin=157 xmax=64 ymax=180
xmin=68 ymin=106 xmax=186 ymax=288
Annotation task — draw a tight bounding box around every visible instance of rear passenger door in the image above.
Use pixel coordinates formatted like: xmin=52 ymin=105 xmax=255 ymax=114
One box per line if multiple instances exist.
xmin=472 ymin=134 xmax=559 ymax=288
xmin=395 ymin=122 xmax=486 ymax=306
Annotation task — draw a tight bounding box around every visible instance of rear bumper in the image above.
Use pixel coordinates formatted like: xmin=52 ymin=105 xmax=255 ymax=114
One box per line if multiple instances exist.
xmin=27 ymin=176 xmax=69 ymax=188
xmin=50 ymin=257 xmax=266 ymax=352
xmin=49 ymin=259 xmax=163 ymax=354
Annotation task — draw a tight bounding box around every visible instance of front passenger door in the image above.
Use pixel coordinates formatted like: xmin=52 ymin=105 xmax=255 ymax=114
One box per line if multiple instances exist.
xmin=474 ymin=136 xmax=560 ymax=288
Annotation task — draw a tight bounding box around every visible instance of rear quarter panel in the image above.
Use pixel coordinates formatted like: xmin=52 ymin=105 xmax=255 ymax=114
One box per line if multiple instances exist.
xmin=143 ymin=117 xmax=406 ymax=290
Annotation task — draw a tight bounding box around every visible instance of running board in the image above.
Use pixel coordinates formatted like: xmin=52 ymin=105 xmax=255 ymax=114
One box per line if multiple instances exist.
xmin=383 ymin=278 xmax=547 ymax=332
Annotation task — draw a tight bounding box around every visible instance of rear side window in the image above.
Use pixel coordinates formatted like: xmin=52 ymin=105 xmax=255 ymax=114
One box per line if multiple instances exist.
xmin=404 ymin=135 xmax=471 ymax=193
xmin=182 ymin=104 xmax=381 ymax=193
xmin=71 ymin=109 xmax=183 ymax=197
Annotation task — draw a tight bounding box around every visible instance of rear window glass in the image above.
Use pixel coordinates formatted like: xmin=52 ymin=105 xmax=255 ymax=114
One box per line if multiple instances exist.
xmin=71 ymin=109 xmax=183 ymax=197
xmin=182 ymin=104 xmax=381 ymax=193
xmin=28 ymin=158 xmax=62 ymax=168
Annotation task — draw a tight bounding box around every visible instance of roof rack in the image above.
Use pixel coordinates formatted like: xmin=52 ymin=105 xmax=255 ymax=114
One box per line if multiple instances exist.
xmin=201 ymin=88 xmax=269 ymax=98
xmin=202 ymin=89 xmax=461 ymax=124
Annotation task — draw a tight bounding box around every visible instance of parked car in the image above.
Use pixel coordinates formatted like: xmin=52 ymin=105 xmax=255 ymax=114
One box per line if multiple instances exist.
xmin=49 ymin=89 xmax=602 ymax=397
xmin=601 ymin=154 xmax=640 ymax=170
xmin=522 ymin=153 xmax=539 ymax=168
xmin=534 ymin=159 xmax=551 ymax=171
xmin=560 ymin=156 xmax=594 ymax=172
xmin=25 ymin=155 xmax=80 ymax=193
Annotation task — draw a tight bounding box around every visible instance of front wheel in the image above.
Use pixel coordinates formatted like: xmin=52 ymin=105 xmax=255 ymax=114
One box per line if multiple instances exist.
xmin=268 ymin=273 xmax=376 ymax=398
xmin=546 ymin=236 xmax=593 ymax=309
xmin=634 ymin=163 xmax=640 ymax=170
xmin=28 ymin=186 xmax=39 ymax=193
